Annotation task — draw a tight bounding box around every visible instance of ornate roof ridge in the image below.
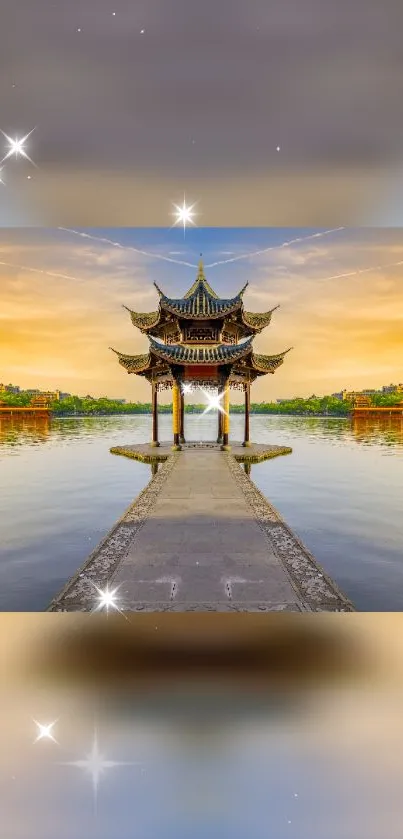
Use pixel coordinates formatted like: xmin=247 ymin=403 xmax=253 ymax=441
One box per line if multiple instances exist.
xmin=148 ymin=336 xmax=254 ymax=365
xmin=184 ymin=259 xmax=219 ymax=299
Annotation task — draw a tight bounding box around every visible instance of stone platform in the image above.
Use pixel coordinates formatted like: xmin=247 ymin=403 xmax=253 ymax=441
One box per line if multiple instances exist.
xmin=108 ymin=440 xmax=294 ymax=464
xmin=49 ymin=443 xmax=354 ymax=613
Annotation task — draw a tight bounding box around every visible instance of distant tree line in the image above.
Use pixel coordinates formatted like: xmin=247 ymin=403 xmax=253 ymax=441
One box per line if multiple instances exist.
xmin=2 ymin=390 xmax=402 ymax=417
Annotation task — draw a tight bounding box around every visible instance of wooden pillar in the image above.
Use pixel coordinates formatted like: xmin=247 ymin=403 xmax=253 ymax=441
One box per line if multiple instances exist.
xmin=217 ymin=407 xmax=223 ymax=444
xmin=179 ymin=388 xmax=186 ymax=443
xmin=221 ymin=381 xmax=231 ymax=450
xmin=243 ymin=383 xmax=251 ymax=446
xmin=172 ymin=381 xmax=181 ymax=450
xmin=151 ymin=382 xmax=160 ymax=447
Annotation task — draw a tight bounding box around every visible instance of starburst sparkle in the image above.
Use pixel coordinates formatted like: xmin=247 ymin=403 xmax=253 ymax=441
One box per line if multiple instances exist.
xmin=201 ymin=390 xmax=226 ymax=416
xmin=181 ymin=383 xmax=193 ymax=395
xmin=34 ymin=720 xmax=58 ymax=744
xmin=172 ymin=196 xmax=197 ymax=234
xmin=58 ymin=731 xmax=141 ymax=810
xmin=91 ymin=583 xmax=126 ymax=616
xmin=1 ymin=128 xmax=36 ymax=166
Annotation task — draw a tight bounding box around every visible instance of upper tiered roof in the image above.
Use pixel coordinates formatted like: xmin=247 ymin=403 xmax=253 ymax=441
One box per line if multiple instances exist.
xmin=124 ymin=260 xmax=279 ymax=338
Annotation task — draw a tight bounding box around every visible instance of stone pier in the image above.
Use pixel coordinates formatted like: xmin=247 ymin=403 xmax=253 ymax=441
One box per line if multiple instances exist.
xmin=49 ymin=443 xmax=354 ymax=613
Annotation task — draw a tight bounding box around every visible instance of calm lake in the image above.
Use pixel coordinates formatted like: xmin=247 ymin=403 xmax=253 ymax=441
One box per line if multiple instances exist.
xmin=0 ymin=413 xmax=402 ymax=611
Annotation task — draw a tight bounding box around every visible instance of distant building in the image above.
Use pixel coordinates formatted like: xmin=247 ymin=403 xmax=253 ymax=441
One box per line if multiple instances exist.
xmin=25 ymin=389 xmax=61 ymax=402
xmin=335 ymin=389 xmax=378 ymax=402
xmin=276 ymin=398 xmax=293 ymax=404
xmin=0 ymin=383 xmax=20 ymax=394
xmin=382 ymin=383 xmax=403 ymax=394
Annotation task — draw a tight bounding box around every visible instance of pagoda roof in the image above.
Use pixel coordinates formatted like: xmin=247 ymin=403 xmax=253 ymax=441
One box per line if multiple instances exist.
xmin=110 ymin=341 xmax=292 ymax=376
xmin=153 ymin=259 xmax=248 ymax=320
xmin=156 ymin=283 xmax=247 ymax=320
xmin=123 ymin=260 xmax=280 ymax=337
xmin=183 ymin=262 xmax=219 ymax=299
xmin=148 ymin=336 xmax=254 ymax=365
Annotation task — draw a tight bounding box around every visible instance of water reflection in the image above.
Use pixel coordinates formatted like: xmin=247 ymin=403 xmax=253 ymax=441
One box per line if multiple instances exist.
xmin=0 ymin=414 xmax=402 ymax=610
xmin=351 ymin=415 xmax=403 ymax=446
xmin=0 ymin=415 xmax=51 ymax=446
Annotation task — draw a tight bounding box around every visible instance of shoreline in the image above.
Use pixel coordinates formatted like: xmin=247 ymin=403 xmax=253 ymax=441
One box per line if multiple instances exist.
xmin=47 ymin=412 xmax=351 ymax=419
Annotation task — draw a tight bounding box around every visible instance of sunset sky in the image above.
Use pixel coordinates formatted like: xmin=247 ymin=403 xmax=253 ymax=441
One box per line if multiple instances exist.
xmin=1 ymin=227 xmax=402 ymax=403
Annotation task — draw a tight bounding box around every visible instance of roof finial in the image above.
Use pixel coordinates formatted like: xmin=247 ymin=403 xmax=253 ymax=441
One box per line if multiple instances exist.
xmin=198 ymin=253 xmax=204 ymax=278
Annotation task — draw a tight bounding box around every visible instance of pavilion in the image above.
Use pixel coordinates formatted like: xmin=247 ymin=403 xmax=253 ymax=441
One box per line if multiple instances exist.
xmin=111 ymin=260 xmax=291 ymax=450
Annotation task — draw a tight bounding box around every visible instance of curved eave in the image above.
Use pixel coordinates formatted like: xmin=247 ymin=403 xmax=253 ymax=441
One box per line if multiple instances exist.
xmin=110 ymin=347 xmax=152 ymax=374
xmin=123 ymin=306 xmax=161 ymax=332
xmin=242 ymin=306 xmax=279 ymax=332
xmin=148 ymin=336 xmax=254 ymax=365
xmin=251 ymin=347 xmax=293 ymax=374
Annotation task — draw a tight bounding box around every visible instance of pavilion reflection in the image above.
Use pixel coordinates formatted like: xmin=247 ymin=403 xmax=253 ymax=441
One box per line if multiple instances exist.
xmin=0 ymin=415 xmax=51 ymax=445
xmin=351 ymin=415 xmax=403 ymax=446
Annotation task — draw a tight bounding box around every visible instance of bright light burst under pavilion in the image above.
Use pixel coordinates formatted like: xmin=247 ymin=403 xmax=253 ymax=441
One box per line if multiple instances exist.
xmin=181 ymin=383 xmax=193 ymax=395
xmin=201 ymin=389 xmax=227 ymax=416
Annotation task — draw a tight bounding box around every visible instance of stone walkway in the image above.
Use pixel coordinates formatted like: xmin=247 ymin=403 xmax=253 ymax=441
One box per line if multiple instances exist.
xmin=49 ymin=445 xmax=353 ymax=612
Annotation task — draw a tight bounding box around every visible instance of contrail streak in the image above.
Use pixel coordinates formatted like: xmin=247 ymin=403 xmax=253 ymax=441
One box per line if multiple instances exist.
xmin=57 ymin=227 xmax=346 ymax=271
xmin=1 ymin=256 xmax=401 ymax=287
xmin=317 ymin=259 xmax=403 ymax=282
xmin=203 ymin=228 xmax=345 ymax=267
xmin=57 ymin=227 xmax=198 ymax=268
xmin=0 ymin=260 xmax=85 ymax=282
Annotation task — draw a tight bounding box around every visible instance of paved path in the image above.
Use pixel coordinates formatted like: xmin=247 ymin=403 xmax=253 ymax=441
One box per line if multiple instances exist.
xmin=49 ymin=446 xmax=353 ymax=612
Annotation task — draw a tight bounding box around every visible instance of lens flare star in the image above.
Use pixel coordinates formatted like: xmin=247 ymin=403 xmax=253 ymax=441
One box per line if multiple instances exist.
xmin=181 ymin=383 xmax=193 ymax=395
xmin=58 ymin=731 xmax=143 ymax=811
xmin=91 ymin=583 xmax=127 ymax=617
xmin=34 ymin=720 xmax=58 ymax=744
xmin=1 ymin=128 xmax=37 ymax=166
xmin=171 ymin=195 xmax=197 ymax=236
xmin=201 ymin=390 xmax=226 ymax=416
